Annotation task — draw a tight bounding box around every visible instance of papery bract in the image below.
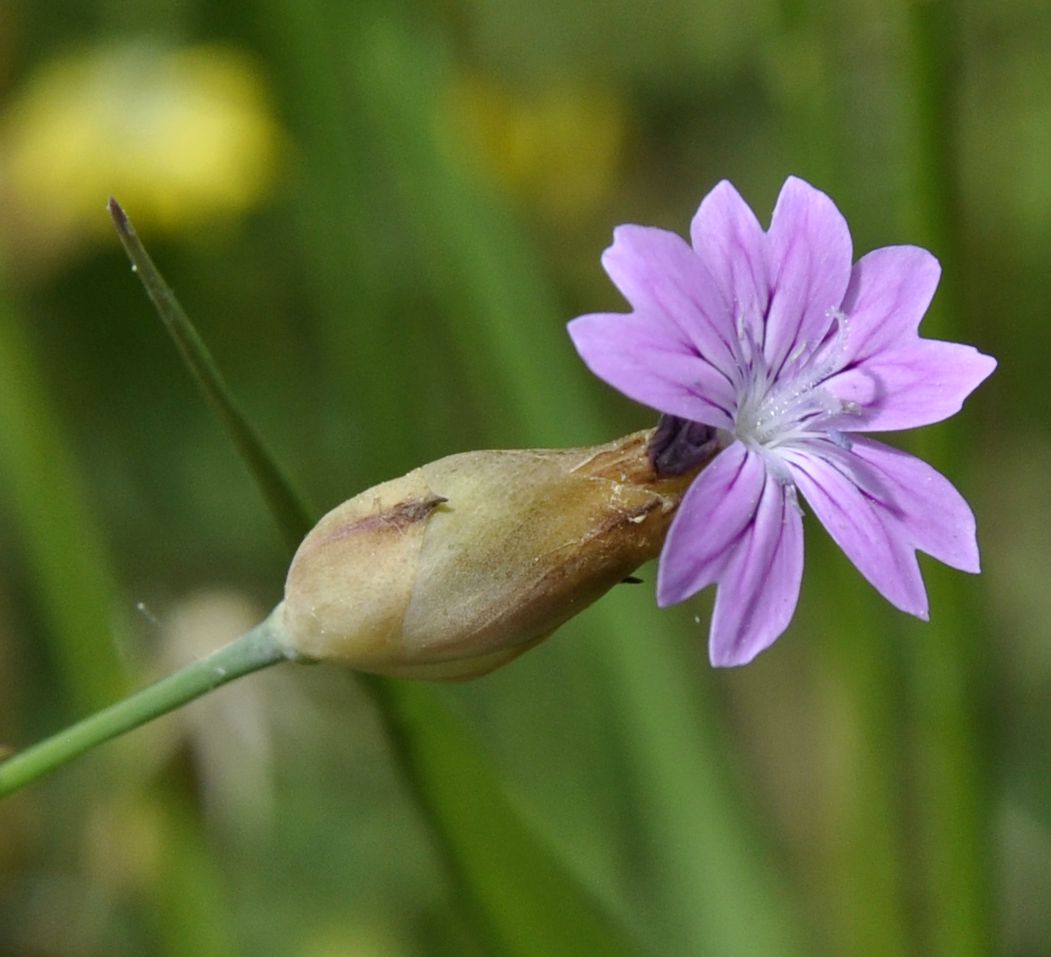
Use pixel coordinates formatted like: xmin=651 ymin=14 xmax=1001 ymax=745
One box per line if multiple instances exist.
xmin=569 ymin=177 xmax=996 ymax=666
xmin=278 ymin=431 xmax=707 ymax=679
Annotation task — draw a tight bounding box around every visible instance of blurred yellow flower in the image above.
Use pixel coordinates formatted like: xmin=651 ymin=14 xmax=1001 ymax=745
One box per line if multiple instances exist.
xmin=444 ymin=73 xmax=625 ymax=222
xmin=0 ymin=42 xmax=283 ymax=266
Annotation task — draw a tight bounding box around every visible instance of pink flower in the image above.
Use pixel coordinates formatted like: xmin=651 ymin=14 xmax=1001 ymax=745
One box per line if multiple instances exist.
xmin=568 ymin=177 xmax=996 ymax=666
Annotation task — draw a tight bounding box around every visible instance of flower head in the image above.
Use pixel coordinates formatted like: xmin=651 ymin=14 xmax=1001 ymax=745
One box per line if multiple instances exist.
xmin=568 ymin=177 xmax=996 ymax=666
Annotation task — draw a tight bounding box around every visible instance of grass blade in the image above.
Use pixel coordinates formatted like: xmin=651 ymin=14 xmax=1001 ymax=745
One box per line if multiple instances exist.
xmin=109 ymin=198 xmax=313 ymax=550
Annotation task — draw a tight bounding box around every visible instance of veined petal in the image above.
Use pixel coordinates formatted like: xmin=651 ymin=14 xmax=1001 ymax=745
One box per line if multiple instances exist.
xmin=568 ymin=313 xmax=735 ymax=429
xmin=825 ymin=339 xmax=997 ymax=431
xmin=839 ymin=245 xmax=941 ymax=363
xmin=783 ymin=446 xmax=929 ymax=617
xmin=708 ymin=467 xmax=804 ymax=666
xmin=764 ymin=177 xmax=853 ymax=374
xmin=845 ymin=437 xmax=980 ymax=572
xmin=601 ymin=224 xmax=737 ymax=373
xmin=689 ymin=180 xmax=770 ymax=332
xmin=656 ymin=442 xmax=765 ymax=604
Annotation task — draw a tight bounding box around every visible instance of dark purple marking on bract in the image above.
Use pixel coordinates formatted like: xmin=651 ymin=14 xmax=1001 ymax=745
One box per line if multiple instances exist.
xmin=321 ymin=494 xmax=447 ymax=546
xmin=648 ymin=415 xmax=718 ymax=477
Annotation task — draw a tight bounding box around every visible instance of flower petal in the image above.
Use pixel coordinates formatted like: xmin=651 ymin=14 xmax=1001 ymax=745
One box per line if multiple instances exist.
xmin=845 ymin=437 xmax=980 ymax=572
xmin=568 ymin=312 xmax=736 ymax=429
xmin=764 ymin=176 xmax=853 ymax=374
xmin=689 ymin=180 xmax=770 ymax=333
xmin=656 ymin=442 xmax=803 ymax=666
xmin=656 ymin=442 xmax=765 ymax=604
xmin=839 ymin=245 xmax=941 ymax=363
xmin=708 ymin=467 xmax=804 ymax=666
xmin=782 ymin=445 xmax=929 ymax=617
xmin=825 ymin=339 xmax=997 ymax=431
xmin=600 ymin=224 xmax=737 ymax=372
xmin=655 ymin=439 xmax=765 ymax=596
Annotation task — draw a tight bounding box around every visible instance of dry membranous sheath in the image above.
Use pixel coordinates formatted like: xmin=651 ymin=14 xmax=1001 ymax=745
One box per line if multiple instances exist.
xmin=277 ymin=429 xmax=714 ymax=680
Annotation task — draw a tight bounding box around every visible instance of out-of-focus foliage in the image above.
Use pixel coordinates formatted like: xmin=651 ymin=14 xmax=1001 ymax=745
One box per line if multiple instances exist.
xmin=1 ymin=42 xmax=282 ymax=274
xmin=0 ymin=0 xmax=1046 ymax=955
xmin=444 ymin=74 xmax=626 ymax=223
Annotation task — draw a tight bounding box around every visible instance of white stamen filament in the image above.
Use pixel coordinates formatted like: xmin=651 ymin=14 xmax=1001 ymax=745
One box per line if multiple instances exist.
xmin=732 ymin=308 xmax=856 ymax=450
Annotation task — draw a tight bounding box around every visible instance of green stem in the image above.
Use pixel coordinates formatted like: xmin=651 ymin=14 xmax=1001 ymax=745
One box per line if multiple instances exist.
xmin=0 ymin=610 xmax=290 ymax=799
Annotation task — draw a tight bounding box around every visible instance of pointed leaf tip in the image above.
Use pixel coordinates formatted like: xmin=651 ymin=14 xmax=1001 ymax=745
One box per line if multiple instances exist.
xmin=107 ymin=197 xmax=129 ymax=233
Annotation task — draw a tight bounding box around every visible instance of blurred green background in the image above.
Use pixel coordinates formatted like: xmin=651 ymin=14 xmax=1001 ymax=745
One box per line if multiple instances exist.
xmin=0 ymin=0 xmax=1045 ymax=954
